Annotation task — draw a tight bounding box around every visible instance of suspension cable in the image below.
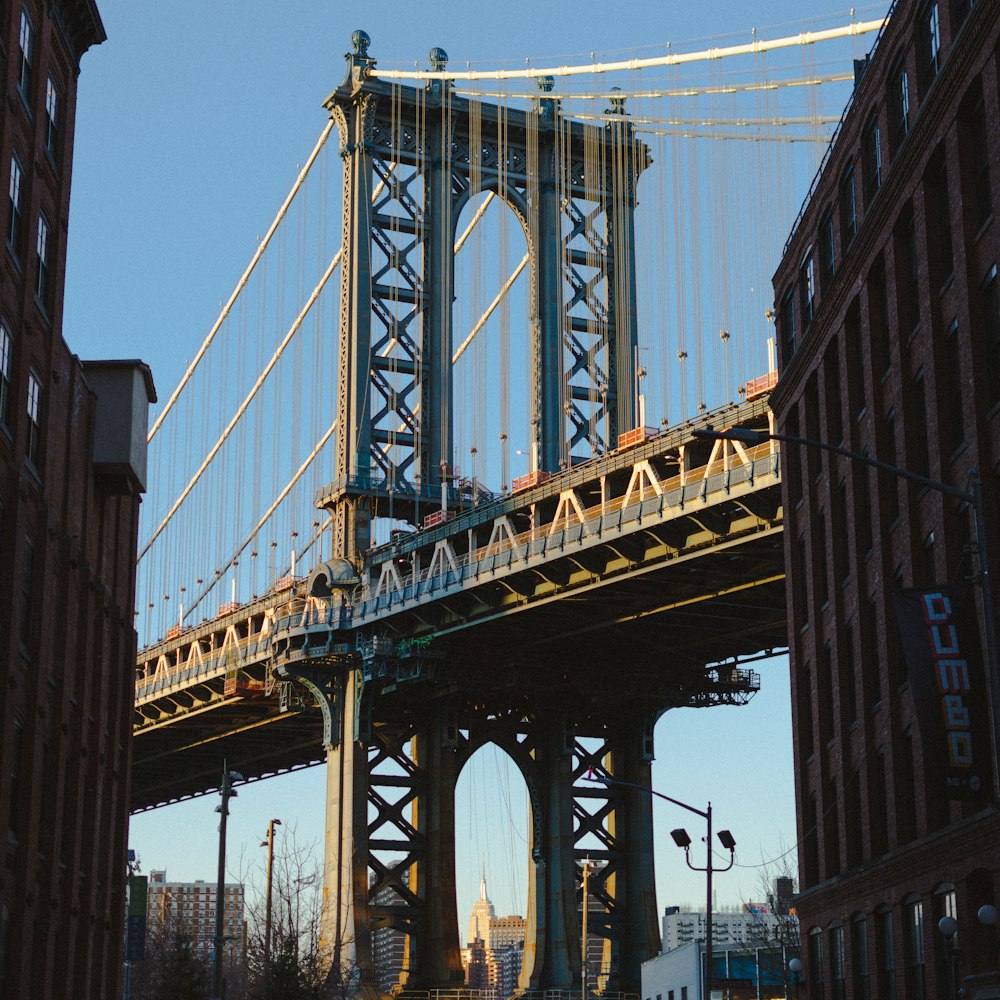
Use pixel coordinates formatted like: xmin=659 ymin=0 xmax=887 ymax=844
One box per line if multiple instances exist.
xmin=147 ymin=120 xmax=335 ymax=443
xmin=371 ymin=18 xmax=884 ymax=82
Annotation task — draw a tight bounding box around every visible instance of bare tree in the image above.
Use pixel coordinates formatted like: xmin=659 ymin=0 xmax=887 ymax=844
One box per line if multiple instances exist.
xmin=739 ymin=845 xmax=801 ymax=998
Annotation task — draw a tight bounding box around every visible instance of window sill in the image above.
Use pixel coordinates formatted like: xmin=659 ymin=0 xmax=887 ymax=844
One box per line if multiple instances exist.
xmin=5 ymin=243 xmax=22 ymax=274
xmin=34 ymin=296 xmax=50 ymax=326
xmin=946 ymin=440 xmax=969 ymax=466
xmin=17 ymin=86 xmax=33 ymax=121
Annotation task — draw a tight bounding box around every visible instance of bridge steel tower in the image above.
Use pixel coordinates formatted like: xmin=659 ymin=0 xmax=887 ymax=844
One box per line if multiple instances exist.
xmin=314 ymin=30 xmax=658 ymax=996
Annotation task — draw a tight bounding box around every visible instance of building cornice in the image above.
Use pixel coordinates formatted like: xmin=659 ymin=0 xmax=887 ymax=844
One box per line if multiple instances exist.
xmin=51 ymin=0 xmax=106 ymax=70
xmin=769 ymin=0 xmax=998 ymax=419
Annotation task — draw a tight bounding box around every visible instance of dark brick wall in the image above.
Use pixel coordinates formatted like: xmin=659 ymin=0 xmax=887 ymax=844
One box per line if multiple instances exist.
xmin=0 ymin=3 xmax=146 ymax=999
xmin=771 ymin=0 xmax=1000 ymax=996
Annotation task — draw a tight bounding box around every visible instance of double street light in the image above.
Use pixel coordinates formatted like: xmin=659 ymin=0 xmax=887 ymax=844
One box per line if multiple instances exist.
xmin=585 ymin=773 xmax=735 ymax=1000
xmin=692 ymin=425 xmax=1000 ymax=797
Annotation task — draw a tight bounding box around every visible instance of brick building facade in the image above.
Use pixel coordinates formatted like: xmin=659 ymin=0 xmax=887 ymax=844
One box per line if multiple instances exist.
xmin=771 ymin=0 xmax=1000 ymax=997
xmin=0 ymin=1 xmax=155 ymax=998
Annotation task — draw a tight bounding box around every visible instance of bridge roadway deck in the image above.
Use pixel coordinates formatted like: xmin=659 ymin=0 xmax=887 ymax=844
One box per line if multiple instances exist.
xmin=132 ymin=398 xmax=786 ymax=810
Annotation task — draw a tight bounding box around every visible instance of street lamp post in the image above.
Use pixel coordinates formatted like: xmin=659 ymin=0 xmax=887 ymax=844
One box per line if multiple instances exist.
xmin=584 ymin=773 xmax=735 ymax=1000
xmin=212 ymin=764 xmax=243 ymax=1000
xmin=261 ymin=818 xmax=282 ymax=975
xmin=692 ymin=426 xmax=1000 ymax=798
xmin=788 ymin=956 xmax=803 ymax=1000
xmin=939 ymin=915 xmax=961 ymax=1000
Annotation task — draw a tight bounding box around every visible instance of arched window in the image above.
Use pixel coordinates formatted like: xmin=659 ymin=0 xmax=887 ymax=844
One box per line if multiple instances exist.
xmin=902 ymin=893 xmax=926 ymax=1000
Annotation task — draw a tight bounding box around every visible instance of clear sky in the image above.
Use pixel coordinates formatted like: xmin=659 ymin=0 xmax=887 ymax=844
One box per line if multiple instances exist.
xmin=64 ymin=0 xmax=888 ymax=938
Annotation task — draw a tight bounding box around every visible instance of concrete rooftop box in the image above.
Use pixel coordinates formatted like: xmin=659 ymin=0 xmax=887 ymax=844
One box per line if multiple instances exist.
xmin=81 ymin=359 xmax=156 ymax=494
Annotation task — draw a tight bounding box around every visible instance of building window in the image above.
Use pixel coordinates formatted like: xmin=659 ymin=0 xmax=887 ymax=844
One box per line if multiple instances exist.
xmin=17 ymin=8 xmax=33 ymax=103
xmin=845 ymin=766 xmax=863 ymax=866
xmin=799 ymin=664 xmax=815 ymax=758
xmin=933 ymin=884 xmax=958 ymax=999
xmin=888 ymin=54 xmax=910 ymax=153
xmin=19 ymin=536 xmax=33 ymax=644
xmin=797 ymin=534 xmax=809 ymax=623
xmin=26 ymin=370 xmax=41 ymax=468
xmin=877 ymin=906 xmax=896 ymax=1000
xmin=869 ymin=256 xmax=891 ymax=376
xmin=780 ymin=285 xmax=796 ymax=359
xmin=941 ymin=320 xmax=965 ymax=455
xmin=825 ymin=776 xmax=841 ymax=877
xmin=903 ymin=896 xmax=926 ymax=1000
xmin=818 ymin=645 xmax=834 ymax=743
xmin=912 ymin=370 xmax=930 ymax=476
xmin=44 ymin=77 xmax=58 ymax=159
xmin=816 ymin=513 xmax=829 ymax=606
xmin=8 ymin=156 xmax=23 ymax=256
xmin=923 ymin=530 xmax=936 ymax=585
xmin=819 ymin=209 xmax=835 ymax=290
xmin=842 ymin=629 xmax=858 ymax=726
xmin=35 ymin=215 xmax=49 ymax=309
xmin=845 ymin=298 xmax=865 ymax=419
xmin=800 ymin=249 xmax=816 ymax=329
xmin=984 ymin=265 xmax=1000 ymax=406
xmin=894 ymin=204 xmax=920 ymax=337
xmin=960 ymin=83 xmax=992 ymax=231
xmin=883 ymin=412 xmax=900 ymax=523
xmin=920 ymin=2 xmax=942 ymax=92
xmin=840 ymin=162 xmax=857 ymax=247
xmin=7 ymin=719 xmax=23 ymax=838
xmin=925 ymin=147 xmax=954 ymax=287
xmin=830 ymin=924 xmax=846 ymax=1000
xmin=809 ymin=929 xmax=826 ymax=1000
xmin=951 ymin=0 xmax=973 ymax=36
xmin=853 ymin=915 xmax=870 ymax=1000
xmin=867 ymin=595 xmax=881 ymax=702
xmin=863 ymin=112 xmax=882 ymax=206
xmin=0 ymin=322 xmax=10 ymax=428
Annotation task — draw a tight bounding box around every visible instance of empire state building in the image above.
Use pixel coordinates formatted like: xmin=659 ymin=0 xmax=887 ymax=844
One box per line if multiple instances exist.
xmin=468 ymin=866 xmax=496 ymax=944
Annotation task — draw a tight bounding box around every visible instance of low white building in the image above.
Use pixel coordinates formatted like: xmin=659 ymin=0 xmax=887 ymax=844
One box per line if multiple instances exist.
xmin=642 ymin=940 xmax=795 ymax=1000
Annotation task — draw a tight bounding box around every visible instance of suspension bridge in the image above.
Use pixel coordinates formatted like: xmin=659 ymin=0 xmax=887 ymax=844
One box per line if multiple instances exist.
xmin=131 ymin=13 xmax=886 ymax=994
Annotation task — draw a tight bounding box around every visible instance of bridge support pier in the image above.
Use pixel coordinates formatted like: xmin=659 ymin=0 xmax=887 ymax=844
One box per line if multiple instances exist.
xmin=321 ymin=668 xmax=376 ymax=994
xmin=521 ymin=714 xmax=579 ymax=991
xmin=403 ymin=708 xmax=464 ymax=988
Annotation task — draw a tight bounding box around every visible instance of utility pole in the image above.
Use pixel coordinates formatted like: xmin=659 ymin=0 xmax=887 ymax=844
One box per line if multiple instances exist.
xmin=212 ymin=764 xmax=242 ymax=1000
xmin=262 ymin=818 xmax=282 ymax=974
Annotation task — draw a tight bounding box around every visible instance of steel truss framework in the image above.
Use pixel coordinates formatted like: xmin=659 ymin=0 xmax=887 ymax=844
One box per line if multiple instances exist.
xmin=325 ymin=31 xmax=650 ymax=562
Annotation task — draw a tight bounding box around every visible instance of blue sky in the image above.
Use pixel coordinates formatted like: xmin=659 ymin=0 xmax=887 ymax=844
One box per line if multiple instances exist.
xmin=65 ymin=1 xmax=888 ymax=935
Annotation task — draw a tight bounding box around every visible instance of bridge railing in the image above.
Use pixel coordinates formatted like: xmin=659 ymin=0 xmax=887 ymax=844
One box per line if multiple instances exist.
xmin=357 ymin=443 xmax=780 ymax=615
xmin=135 ymin=431 xmax=781 ymax=701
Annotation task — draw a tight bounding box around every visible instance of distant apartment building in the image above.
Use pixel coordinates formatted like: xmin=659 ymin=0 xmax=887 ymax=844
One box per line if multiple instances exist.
xmin=371 ymin=871 xmax=409 ymax=992
xmin=661 ymin=901 xmax=797 ymax=954
xmin=146 ymin=870 xmax=246 ymax=966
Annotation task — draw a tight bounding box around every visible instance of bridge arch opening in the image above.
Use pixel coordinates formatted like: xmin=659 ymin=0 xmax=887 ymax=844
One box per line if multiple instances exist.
xmin=452 ymin=189 xmax=533 ymax=496
xmin=455 ymin=739 xmax=530 ymax=988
